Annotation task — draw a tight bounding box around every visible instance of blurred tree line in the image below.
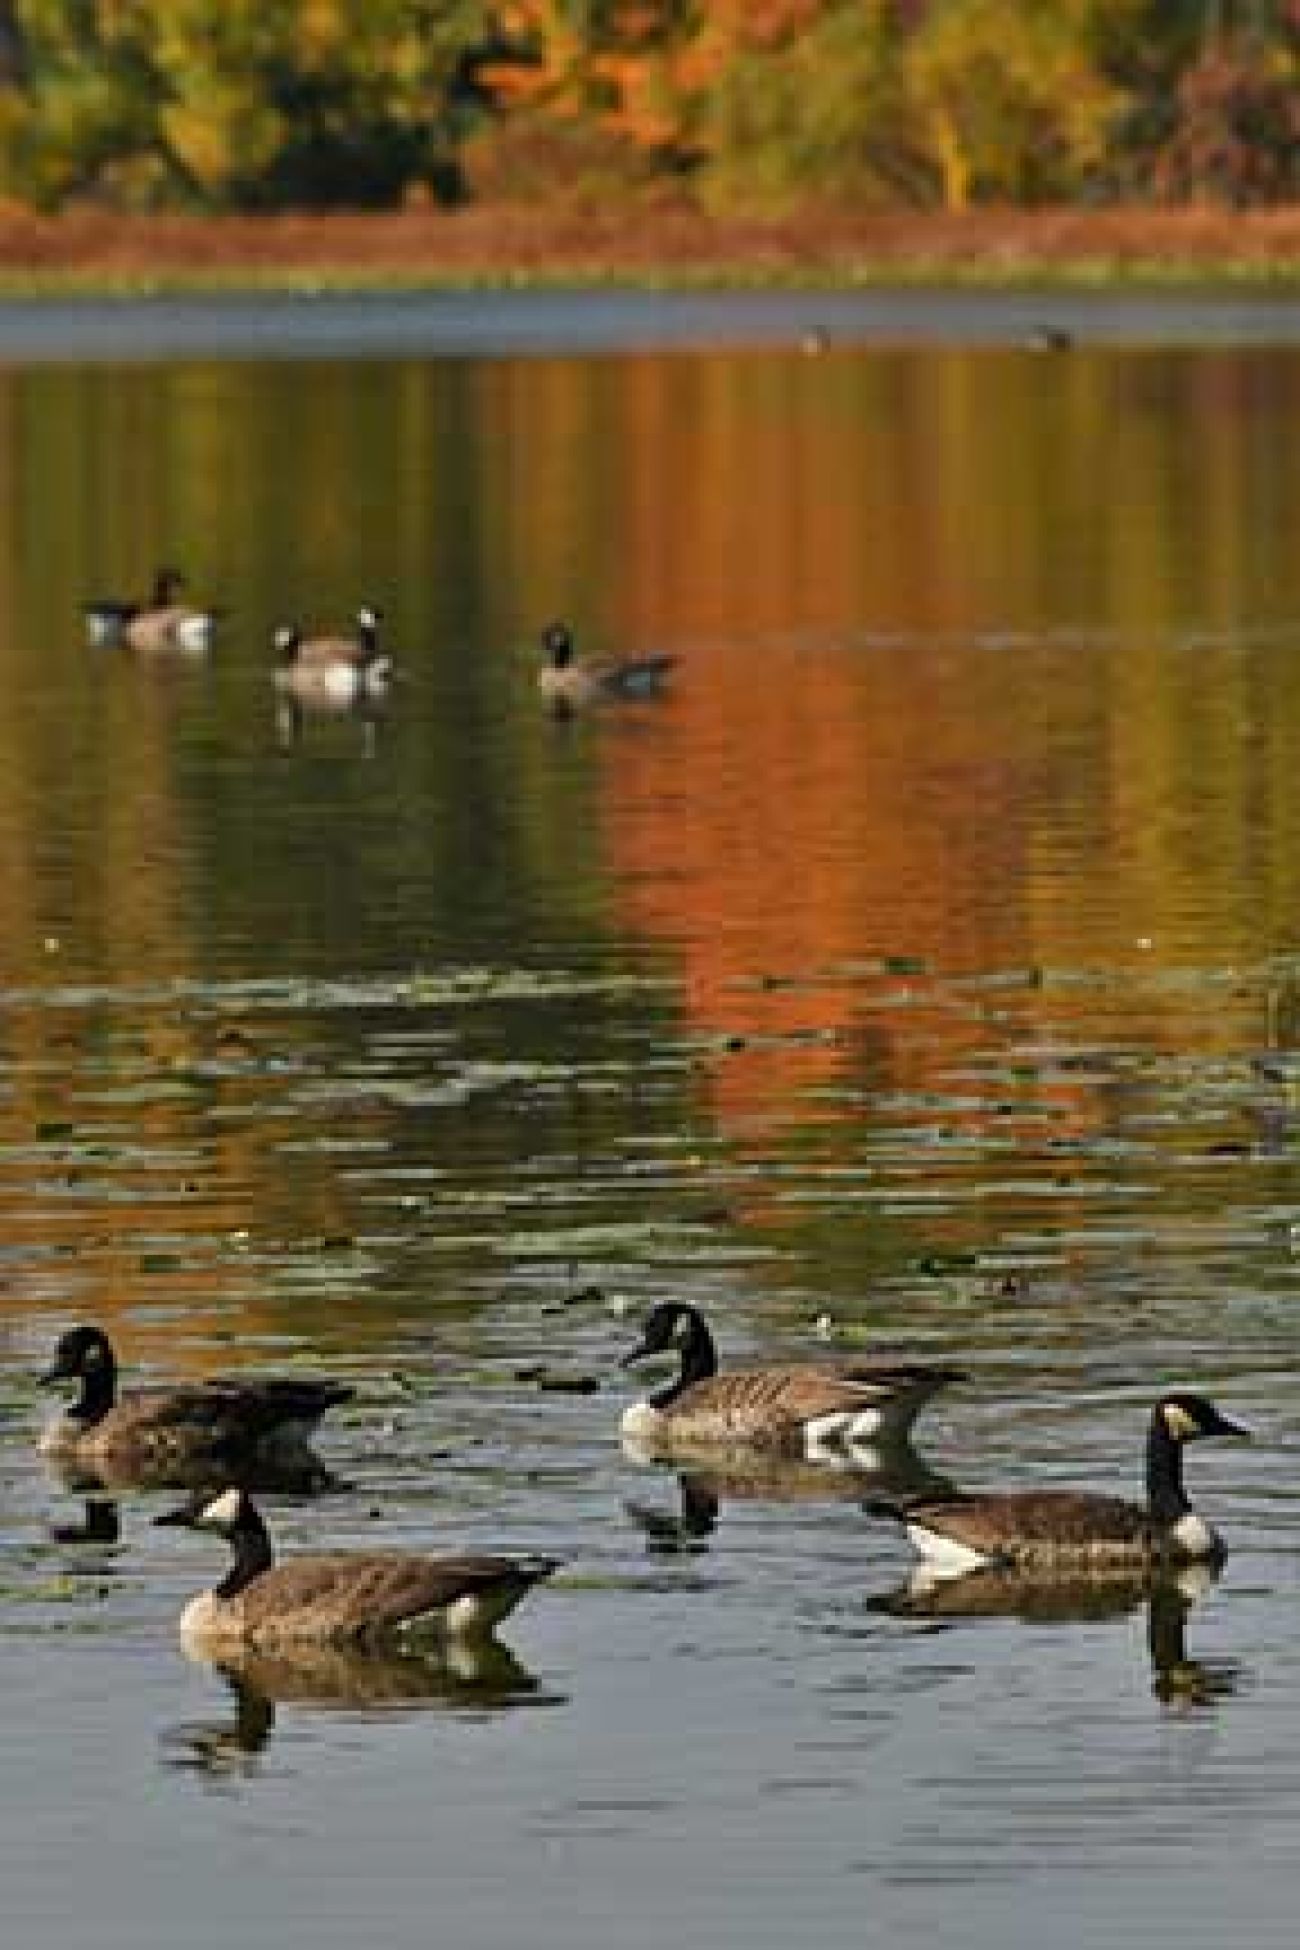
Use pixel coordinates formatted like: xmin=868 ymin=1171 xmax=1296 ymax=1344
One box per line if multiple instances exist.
xmin=0 ymin=0 xmax=1297 ymax=213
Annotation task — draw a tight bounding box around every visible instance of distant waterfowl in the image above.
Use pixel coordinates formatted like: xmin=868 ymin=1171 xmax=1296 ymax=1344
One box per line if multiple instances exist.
xmin=538 ymin=622 xmax=675 ymax=711
xmin=273 ymin=603 xmax=391 ymax=706
xmin=1026 ymin=323 xmax=1073 ymax=352
xmin=39 ymin=1324 xmax=352 ymax=1488
xmin=870 ymin=1393 xmax=1248 ymax=1578
xmin=83 ymin=567 xmax=220 ymax=652
xmin=619 ymin=1301 xmax=963 ymax=1461
xmin=155 ymin=1486 xmax=560 ymax=1648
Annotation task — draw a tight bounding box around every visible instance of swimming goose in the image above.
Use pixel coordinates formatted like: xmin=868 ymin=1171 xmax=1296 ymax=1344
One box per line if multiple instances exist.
xmin=39 ymin=1324 xmax=352 ymax=1486
xmin=538 ymin=622 xmax=675 ymax=710
xmin=155 ymin=1486 xmax=560 ymax=1647
xmin=870 ymin=1392 xmax=1248 ymax=1578
xmin=84 ymin=568 xmax=220 ymax=653
xmin=273 ymin=604 xmax=391 ymax=706
xmin=620 ymin=1301 xmax=963 ymax=1461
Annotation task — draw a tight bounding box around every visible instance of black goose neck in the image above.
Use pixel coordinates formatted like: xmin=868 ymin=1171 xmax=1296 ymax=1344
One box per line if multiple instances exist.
xmin=1146 ymin=1411 xmax=1190 ymax=1525
xmin=652 ymin=1309 xmax=717 ymax=1408
xmin=74 ymin=1344 xmax=118 ymax=1427
xmin=216 ymin=1504 xmax=274 ymax=1601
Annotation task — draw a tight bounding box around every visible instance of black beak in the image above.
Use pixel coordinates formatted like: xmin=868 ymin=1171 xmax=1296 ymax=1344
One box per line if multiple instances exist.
xmin=1214 ymin=1413 xmax=1252 ymax=1441
xmin=620 ymin=1338 xmax=656 ymax=1370
xmin=38 ymin=1364 xmax=69 ymax=1388
xmin=153 ymin=1505 xmax=198 ymax=1529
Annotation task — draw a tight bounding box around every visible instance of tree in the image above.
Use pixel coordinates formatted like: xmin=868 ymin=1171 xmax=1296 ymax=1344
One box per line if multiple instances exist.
xmin=905 ymin=0 xmax=1128 ymax=208
xmin=694 ymin=0 xmax=922 ymax=209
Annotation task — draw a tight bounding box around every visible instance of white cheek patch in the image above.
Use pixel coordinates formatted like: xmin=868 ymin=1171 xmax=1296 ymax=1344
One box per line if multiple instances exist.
xmin=201 ymin=1488 xmax=243 ymax=1528
xmin=1163 ymin=1403 xmax=1199 ymax=1441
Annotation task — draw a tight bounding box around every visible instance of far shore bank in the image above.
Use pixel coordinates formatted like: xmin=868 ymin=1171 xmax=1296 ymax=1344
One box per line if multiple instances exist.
xmin=1 ymin=202 xmax=1300 ymax=295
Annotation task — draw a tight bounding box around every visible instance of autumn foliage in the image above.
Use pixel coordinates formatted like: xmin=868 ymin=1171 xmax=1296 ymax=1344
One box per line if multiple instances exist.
xmin=0 ymin=1 xmax=1298 ymax=214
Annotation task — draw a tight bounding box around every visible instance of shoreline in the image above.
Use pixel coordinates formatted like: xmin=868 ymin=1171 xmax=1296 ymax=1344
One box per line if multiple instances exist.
xmin=1 ymin=202 xmax=1300 ymax=297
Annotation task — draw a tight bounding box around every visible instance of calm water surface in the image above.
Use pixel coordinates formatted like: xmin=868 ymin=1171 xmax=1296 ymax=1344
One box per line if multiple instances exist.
xmin=2 ymin=296 xmax=1300 ymax=1948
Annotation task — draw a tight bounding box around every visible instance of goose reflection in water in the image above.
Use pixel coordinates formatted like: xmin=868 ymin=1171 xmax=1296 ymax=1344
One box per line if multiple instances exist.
xmin=274 ymin=686 xmax=389 ymax=758
xmin=161 ymin=1634 xmax=558 ymax=1780
xmin=43 ymin=1445 xmax=349 ymax=1502
xmin=47 ymin=1497 xmax=122 ymax=1547
xmin=625 ymin=1439 xmax=955 ymax=1554
xmin=872 ymin=1560 xmax=1243 ymax=1708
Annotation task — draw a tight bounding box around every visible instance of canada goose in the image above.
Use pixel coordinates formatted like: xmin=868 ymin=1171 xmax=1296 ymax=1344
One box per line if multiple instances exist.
xmin=118 ymin=568 xmax=221 ymax=653
xmin=273 ymin=604 xmax=391 ymax=706
xmin=870 ymin=1393 xmax=1248 ymax=1577
xmin=155 ymin=1486 xmax=560 ymax=1647
xmin=84 ymin=568 xmax=219 ymax=652
xmin=538 ymin=622 xmax=675 ymax=710
xmin=619 ymin=1301 xmax=963 ymax=1461
xmin=1026 ymin=323 xmax=1073 ymax=352
xmin=39 ymin=1324 xmax=352 ymax=1487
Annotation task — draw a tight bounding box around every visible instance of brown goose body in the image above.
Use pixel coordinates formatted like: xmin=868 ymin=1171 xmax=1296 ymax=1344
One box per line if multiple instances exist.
xmin=878 ymin=1393 xmax=1248 ymax=1578
xmin=157 ymin=1488 xmax=559 ymax=1649
xmin=620 ymin=1302 xmax=961 ymax=1460
xmin=183 ymin=1548 xmax=556 ymax=1649
xmin=39 ymin=1325 xmax=351 ymax=1489
xmin=126 ymin=604 xmax=195 ymax=652
xmin=899 ymin=1489 xmax=1166 ymax=1573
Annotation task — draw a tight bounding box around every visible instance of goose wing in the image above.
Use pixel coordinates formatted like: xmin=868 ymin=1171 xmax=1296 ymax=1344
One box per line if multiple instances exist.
xmin=902 ymin=1489 xmax=1153 ymax=1557
xmin=599 ymin=654 xmax=676 ymax=697
xmin=674 ymin=1363 xmax=956 ymax=1441
xmin=110 ymin=1385 xmax=253 ymax=1436
xmin=201 ymin=1376 xmax=354 ymax=1435
xmin=113 ymin=1378 xmax=350 ymax=1443
xmin=239 ymin=1552 xmax=555 ymax=1637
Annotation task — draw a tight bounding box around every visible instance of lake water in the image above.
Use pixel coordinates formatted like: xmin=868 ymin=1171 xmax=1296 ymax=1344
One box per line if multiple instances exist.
xmin=2 ymin=293 xmax=1300 ymax=1948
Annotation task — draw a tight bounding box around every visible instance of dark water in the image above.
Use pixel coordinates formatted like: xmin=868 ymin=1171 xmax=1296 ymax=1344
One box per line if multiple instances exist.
xmin=3 ymin=299 xmax=1300 ymax=1948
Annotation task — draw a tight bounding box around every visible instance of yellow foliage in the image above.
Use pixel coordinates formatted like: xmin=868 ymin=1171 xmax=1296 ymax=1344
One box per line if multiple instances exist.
xmin=908 ymin=0 xmax=1123 ymax=208
xmin=161 ymin=83 xmax=284 ymax=196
